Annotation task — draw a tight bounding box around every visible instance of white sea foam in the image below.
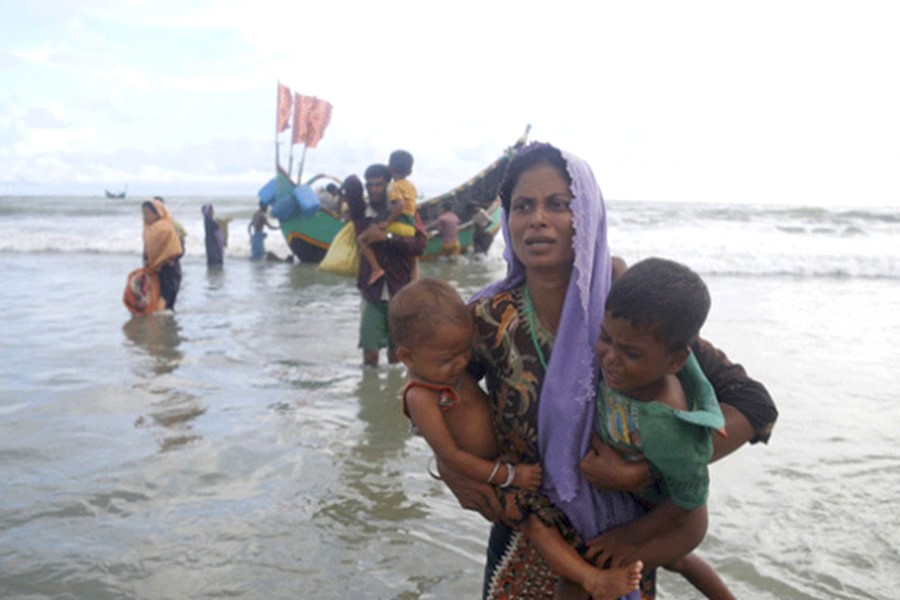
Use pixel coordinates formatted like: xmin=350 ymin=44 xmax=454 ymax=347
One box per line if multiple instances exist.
xmin=2 ymin=195 xmax=898 ymax=278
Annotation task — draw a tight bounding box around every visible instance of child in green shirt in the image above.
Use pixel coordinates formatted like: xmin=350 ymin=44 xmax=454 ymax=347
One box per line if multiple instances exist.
xmin=593 ymin=257 xmax=735 ymax=600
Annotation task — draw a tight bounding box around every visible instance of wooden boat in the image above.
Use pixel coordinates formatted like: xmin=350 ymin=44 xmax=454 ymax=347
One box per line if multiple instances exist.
xmin=261 ymin=82 xmax=526 ymax=262
xmin=273 ymin=131 xmax=529 ymax=263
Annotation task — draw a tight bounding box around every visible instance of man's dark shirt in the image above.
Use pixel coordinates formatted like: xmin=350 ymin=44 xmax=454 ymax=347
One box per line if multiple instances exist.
xmin=349 ymin=201 xmax=425 ymax=304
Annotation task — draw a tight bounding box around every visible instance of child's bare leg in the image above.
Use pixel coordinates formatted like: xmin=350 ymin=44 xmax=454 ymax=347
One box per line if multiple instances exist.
xmin=356 ymin=236 xmax=384 ymax=284
xmin=523 ymin=516 xmax=642 ymax=600
xmin=665 ymin=553 xmax=735 ymax=600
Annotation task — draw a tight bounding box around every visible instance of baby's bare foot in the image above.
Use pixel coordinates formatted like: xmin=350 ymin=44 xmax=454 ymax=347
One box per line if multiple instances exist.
xmin=582 ymin=560 xmax=643 ymax=600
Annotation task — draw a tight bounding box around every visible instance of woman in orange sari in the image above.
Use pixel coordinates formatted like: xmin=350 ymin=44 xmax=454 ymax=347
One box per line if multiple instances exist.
xmin=142 ymin=199 xmax=184 ymax=311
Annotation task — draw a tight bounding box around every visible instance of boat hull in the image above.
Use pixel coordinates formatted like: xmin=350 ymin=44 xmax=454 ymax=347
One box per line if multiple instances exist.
xmin=279 ymin=198 xmax=503 ymax=263
xmin=281 ymin=209 xmax=344 ymax=263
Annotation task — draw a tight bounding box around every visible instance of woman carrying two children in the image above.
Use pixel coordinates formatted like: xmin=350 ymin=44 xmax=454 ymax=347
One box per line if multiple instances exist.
xmin=431 ymin=142 xmax=777 ymax=599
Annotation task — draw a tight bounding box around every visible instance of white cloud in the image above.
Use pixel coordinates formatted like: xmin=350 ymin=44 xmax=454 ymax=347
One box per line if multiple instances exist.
xmin=1 ymin=1 xmax=899 ymax=205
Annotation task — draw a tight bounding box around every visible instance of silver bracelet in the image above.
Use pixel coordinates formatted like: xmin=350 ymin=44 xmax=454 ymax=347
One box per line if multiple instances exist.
xmin=487 ymin=461 xmax=502 ymax=484
xmin=427 ymin=455 xmax=442 ymax=480
xmin=499 ymin=463 xmax=515 ymax=488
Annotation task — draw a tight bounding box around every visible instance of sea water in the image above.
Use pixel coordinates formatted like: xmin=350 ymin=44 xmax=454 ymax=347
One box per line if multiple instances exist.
xmin=0 ymin=195 xmax=898 ymax=599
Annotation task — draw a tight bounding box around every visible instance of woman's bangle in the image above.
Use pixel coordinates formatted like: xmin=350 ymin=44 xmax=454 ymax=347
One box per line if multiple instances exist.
xmin=500 ymin=463 xmax=515 ymax=488
xmin=487 ymin=461 xmax=501 ymax=484
xmin=427 ymin=455 xmax=442 ymax=480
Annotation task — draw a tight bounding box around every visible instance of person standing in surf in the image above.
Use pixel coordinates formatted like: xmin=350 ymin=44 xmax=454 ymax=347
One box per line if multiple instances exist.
xmin=142 ymin=198 xmax=183 ymax=311
xmin=248 ymin=201 xmax=278 ymax=261
xmin=341 ymin=167 xmax=426 ymax=367
xmin=357 ymin=150 xmax=420 ymax=284
xmin=202 ymin=203 xmax=226 ymax=267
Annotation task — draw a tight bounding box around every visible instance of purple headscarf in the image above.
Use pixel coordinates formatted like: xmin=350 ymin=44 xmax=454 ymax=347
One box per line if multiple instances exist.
xmin=472 ymin=143 xmax=641 ymax=542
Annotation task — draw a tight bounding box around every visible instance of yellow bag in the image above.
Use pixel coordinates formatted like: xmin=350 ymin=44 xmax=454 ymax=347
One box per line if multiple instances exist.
xmin=318 ymin=221 xmax=360 ymax=277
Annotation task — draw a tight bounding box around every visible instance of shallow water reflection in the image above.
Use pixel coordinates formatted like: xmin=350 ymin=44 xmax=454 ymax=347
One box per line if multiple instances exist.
xmin=353 ymin=368 xmax=410 ymax=460
xmin=121 ymin=314 xmax=184 ymax=376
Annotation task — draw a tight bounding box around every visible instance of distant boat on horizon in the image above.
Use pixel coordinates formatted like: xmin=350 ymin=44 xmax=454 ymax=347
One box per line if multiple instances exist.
xmin=105 ymin=185 xmax=127 ymax=199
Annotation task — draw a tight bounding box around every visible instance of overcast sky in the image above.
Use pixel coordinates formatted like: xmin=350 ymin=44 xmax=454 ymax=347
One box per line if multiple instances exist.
xmin=1 ymin=0 xmax=898 ymax=207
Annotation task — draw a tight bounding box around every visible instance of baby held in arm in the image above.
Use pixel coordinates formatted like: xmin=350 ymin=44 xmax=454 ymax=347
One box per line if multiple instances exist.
xmin=388 ymin=278 xmax=641 ymax=600
xmin=388 ymin=279 xmax=541 ymax=491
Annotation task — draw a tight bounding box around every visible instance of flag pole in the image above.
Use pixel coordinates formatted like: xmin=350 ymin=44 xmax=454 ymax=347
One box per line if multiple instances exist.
xmin=296 ymin=144 xmax=308 ymax=183
xmin=275 ymin=81 xmax=281 ymax=171
xmin=288 ymin=143 xmax=295 ymax=179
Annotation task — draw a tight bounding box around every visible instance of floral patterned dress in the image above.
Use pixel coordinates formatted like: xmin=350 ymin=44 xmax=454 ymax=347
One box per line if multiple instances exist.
xmin=470 ymin=286 xmax=588 ymax=598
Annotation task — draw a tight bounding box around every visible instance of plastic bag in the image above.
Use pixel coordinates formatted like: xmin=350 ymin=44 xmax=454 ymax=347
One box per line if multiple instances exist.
xmin=318 ymin=221 xmax=359 ymax=277
xmin=258 ymin=178 xmax=278 ymax=205
xmin=294 ymin=184 xmax=321 ymax=217
xmin=123 ymin=267 xmax=162 ymax=315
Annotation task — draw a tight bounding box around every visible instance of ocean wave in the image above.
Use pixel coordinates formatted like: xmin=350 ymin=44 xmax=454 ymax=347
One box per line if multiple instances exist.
xmin=697 ymin=267 xmax=900 ymax=280
xmin=609 ymin=201 xmax=900 ymax=229
xmin=5 ymin=243 xmax=896 ymax=280
xmin=3 ymin=196 xmax=898 ymax=279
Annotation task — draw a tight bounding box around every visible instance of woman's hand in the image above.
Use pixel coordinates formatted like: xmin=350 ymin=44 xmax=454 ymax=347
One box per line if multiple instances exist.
xmin=437 ymin=458 xmax=507 ymax=525
xmin=579 ymin=434 xmax=653 ymax=493
xmin=586 ymin=502 xmax=707 ymax=571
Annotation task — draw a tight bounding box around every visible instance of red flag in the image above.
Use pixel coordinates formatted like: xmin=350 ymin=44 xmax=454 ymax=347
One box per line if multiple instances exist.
xmin=276 ymin=83 xmax=292 ymax=133
xmin=291 ymin=94 xmax=311 ymax=145
xmin=305 ymin=98 xmax=332 ymax=148
xmin=291 ymin=94 xmax=333 ymax=148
